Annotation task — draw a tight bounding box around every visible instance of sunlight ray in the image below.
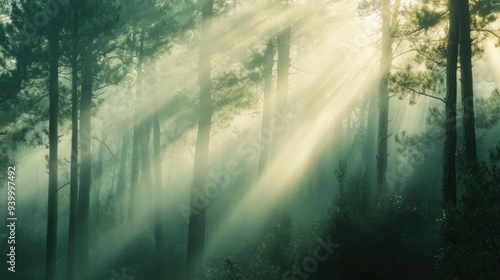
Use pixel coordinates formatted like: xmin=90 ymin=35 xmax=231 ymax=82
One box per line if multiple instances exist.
xmin=205 ymin=50 xmax=380 ymax=257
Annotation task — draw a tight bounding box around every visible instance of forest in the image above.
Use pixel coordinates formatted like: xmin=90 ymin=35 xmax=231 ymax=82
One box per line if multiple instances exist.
xmin=0 ymin=0 xmax=500 ymax=279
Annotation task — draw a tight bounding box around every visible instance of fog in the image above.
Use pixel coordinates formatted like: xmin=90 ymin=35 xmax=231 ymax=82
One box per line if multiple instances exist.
xmin=1 ymin=0 xmax=500 ymax=279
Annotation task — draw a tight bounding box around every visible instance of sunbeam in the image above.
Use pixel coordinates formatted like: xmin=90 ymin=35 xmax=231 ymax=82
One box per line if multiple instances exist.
xmin=1 ymin=0 xmax=499 ymax=279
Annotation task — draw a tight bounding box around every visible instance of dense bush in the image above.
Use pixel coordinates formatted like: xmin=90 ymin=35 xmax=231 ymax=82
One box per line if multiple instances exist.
xmin=438 ymin=146 xmax=500 ymax=279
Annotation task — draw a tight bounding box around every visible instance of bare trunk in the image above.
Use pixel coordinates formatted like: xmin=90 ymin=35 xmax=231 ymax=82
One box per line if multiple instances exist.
xmin=153 ymin=114 xmax=164 ymax=271
xmin=67 ymin=3 xmax=79 ymax=279
xmin=187 ymin=0 xmax=214 ymax=278
xmin=93 ymin=133 xmax=106 ymax=213
xmin=365 ymin=93 xmax=378 ymax=193
xmin=270 ymin=26 xmax=291 ymax=161
xmin=258 ymin=40 xmax=274 ymax=177
xmin=376 ymin=0 xmax=394 ymax=198
xmin=443 ymin=0 xmax=459 ymax=208
xmin=441 ymin=3 xmax=460 ymax=275
xmin=458 ymin=0 xmax=477 ymax=164
xmin=77 ymin=46 xmax=93 ymax=279
xmin=45 ymin=28 xmax=59 ymax=280
xmin=116 ymin=133 xmax=129 ymax=198
xmin=128 ymin=126 xmax=141 ymax=220
xmin=276 ymin=26 xmax=291 ymax=112
xmin=128 ymin=30 xmax=145 ymax=222
xmin=140 ymin=122 xmax=153 ymax=190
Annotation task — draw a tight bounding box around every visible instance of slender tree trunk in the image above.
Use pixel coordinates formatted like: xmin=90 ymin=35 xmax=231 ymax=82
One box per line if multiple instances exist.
xmin=365 ymin=93 xmax=378 ymax=194
xmin=442 ymin=4 xmax=460 ymax=276
xmin=187 ymin=1 xmax=214 ymax=278
xmin=45 ymin=28 xmax=60 ymax=280
xmin=376 ymin=0 xmax=394 ymax=198
xmin=67 ymin=3 xmax=79 ymax=279
xmin=276 ymin=26 xmax=291 ymax=112
xmin=458 ymin=0 xmax=477 ymax=164
xmin=128 ymin=126 xmax=141 ymax=221
xmin=270 ymin=26 xmax=291 ymax=161
xmin=116 ymin=132 xmax=129 ymax=198
xmin=140 ymin=122 xmax=153 ymax=190
xmin=153 ymin=114 xmax=164 ymax=272
xmin=129 ymin=29 xmax=145 ymax=222
xmin=443 ymin=0 xmax=459 ymax=208
xmin=77 ymin=46 xmax=93 ymax=279
xmin=269 ymin=26 xmax=292 ymax=216
xmin=93 ymin=133 xmax=106 ymax=212
xmin=258 ymin=40 xmax=274 ymax=177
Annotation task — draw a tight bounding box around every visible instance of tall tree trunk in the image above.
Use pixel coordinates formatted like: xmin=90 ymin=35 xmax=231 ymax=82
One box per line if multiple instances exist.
xmin=187 ymin=0 xmax=214 ymax=278
xmin=270 ymin=26 xmax=291 ymax=161
xmin=93 ymin=133 xmax=106 ymax=213
xmin=116 ymin=132 xmax=129 ymax=198
xmin=276 ymin=26 xmax=291 ymax=112
xmin=442 ymin=4 xmax=460 ymax=275
xmin=376 ymin=0 xmax=394 ymax=198
xmin=128 ymin=125 xmax=141 ymax=221
xmin=45 ymin=28 xmax=60 ymax=280
xmin=140 ymin=122 xmax=153 ymax=190
xmin=153 ymin=114 xmax=164 ymax=272
xmin=77 ymin=46 xmax=93 ymax=279
xmin=128 ymin=29 xmax=145 ymax=222
xmin=458 ymin=0 xmax=477 ymax=164
xmin=269 ymin=26 xmax=292 ymax=216
xmin=443 ymin=0 xmax=459 ymax=208
xmin=67 ymin=2 xmax=79 ymax=279
xmin=258 ymin=40 xmax=274 ymax=177
xmin=365 ymin=93 xmax=378 ymax=195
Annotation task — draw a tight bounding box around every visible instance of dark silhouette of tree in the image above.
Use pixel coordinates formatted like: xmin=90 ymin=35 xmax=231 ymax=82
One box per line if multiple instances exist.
xmin=153 ymin=113 xmax=164 ymax=274
xmin=258 ymin=40 xmax=275 ymax=176
xmin=116 ymin=133 xmax=129 ymax=198
xmin=77 ymin=41 xmax=94 ymax=279
xmin=187 ymin=0 xmax=214 ymax=278
xmin=74 ymin=2 xmax=123 ymax=277
xmin=45 ymin=14 xmax=61 ymax=280
xmin=128 ymin=29 xmax=146 ymax=222
xmin=125 ymin=0 xmax=196 ymax=221
xmin=67 ymin=0 xmax=79 ymax=279
xmin=458 ymin=0 xmax=477 ymax=164
xmin=441 ymin=6 xmax=460 ymax=276
xmin=377 ymin=0 xmax=400 ymax=198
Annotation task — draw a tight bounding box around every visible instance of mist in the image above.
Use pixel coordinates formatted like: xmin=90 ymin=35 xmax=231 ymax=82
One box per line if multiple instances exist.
xmin=1 ymin=0 xmax=500 ymax=279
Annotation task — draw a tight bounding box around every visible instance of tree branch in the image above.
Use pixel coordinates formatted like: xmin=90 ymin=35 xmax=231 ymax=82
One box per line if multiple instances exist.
xmin=57 ymin=181 xmax=70 ymax=192
xmin=92 ymin=136 xmax=117 ymax=159
xmin=399 ymin=83 xmax=446 ymax=103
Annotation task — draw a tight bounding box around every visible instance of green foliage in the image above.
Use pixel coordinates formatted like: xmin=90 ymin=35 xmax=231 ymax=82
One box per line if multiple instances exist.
xmin=330 ymin=159 xmax=349 ymax=225
xmin=437 ymin=147 xmax=500 ymax=279
xmin=211 ymin=67 xmax=260 ymax=127
xmin=207 ymin=215 xmax=291 ymax=280
xmin=475 ymin=89 xmax=500 ymax=130
xmin=415 ymin=7 xmax=443 ymax=30
xmin=316 ymin=160 xmax=440 ymax=279
xmin=223 ymin=257 xmax=242 ymax=280
xmin=242 ymin=40 xmax=275 ymax=83
xmin=245 ymin=214 xmax=291 ymax=280
xmin=390 ymin=64 xmax=444 ymax=105
xmin=472 ymin=0 xmax=500 ymax=26
xmin=121 ymin=0 xmax=196 ymax=61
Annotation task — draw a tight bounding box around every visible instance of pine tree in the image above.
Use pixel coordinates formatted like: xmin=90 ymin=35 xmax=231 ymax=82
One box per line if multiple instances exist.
xmin=187 ymin=0 xmax=215 ymax=277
